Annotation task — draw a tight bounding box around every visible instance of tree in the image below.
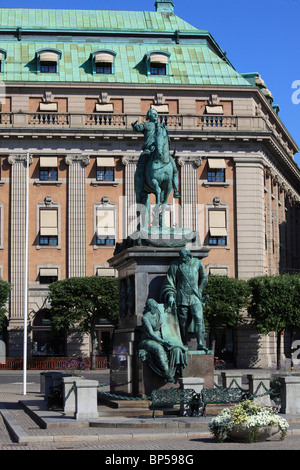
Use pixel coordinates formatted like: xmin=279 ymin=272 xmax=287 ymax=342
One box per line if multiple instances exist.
xmin=248 ymin=274 xmax=300 ymax=369
xmin=0 ymin=279 xmax=11 ymax=333
xmin=48 ymin=276 xmax=119 ymax=369
xmin=203 ymin=275 xmax=251 ymax=353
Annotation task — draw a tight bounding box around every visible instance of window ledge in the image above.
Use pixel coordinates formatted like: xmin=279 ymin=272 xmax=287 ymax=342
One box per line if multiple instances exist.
xmin=34 ymin=180 xmax=62 ymax=186
xmin=36 ymin=246 xmax=61 ymax=250
xmin=203 ymin=181 xmax=229 ymax=188
xmin=91 ymin=180 xmax=118 ymax=187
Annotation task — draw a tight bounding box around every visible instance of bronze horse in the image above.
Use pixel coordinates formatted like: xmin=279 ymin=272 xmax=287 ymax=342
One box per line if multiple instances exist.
xmin=135 ymin=122 xmax=174 ymax=231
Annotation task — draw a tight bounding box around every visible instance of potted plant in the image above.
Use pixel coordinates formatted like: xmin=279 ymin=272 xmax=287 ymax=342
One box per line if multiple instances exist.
xmin=209 ymin=400 xmax=289 ymax=443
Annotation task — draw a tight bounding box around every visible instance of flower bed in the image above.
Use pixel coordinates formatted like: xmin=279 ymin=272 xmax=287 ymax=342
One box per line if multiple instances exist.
xmin=209 ymin=400 xmax=289 ymax=443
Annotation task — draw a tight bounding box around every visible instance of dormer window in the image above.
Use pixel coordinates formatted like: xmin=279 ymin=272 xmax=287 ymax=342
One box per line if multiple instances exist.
xmin=36 ymin=49 xmax=62 ymax=74
xmin=145 ymin=52 xmax=170 ymax=76
xmin=0 ymin=49 xmax=7 ymax=73
xmin=91 ymin=50 xmax=116 ymax=75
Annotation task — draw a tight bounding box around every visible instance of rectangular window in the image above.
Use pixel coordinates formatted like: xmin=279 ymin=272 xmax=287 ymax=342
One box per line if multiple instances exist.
xmin=96 ymin=236 xmax=115 ymax=246
xmin=39 ymin=268 xmax=58 ymax=284
xmin=150 ymin=63 xmax=166 ymax=75
xmin=39 ymin=235 xmax=58 ymax=246
xmin=39 ymin=209 xmax=58 ymax=246
xmin=208 ymin=210 xmax=227 ymax=246
xmin=40 ymin=168 xmax=58 ymax=181
xmin=96 ymin=209 xmax=115 ymax=246
xmin=208 ymin=236 xmax=226 ymax=246
xmin=39 ymin=157 xmax=58 ymax=181
xmin=96 ymin=63 xmax=112 ymax=74
xmin=208 ymin=168 xmax=225 ymax=182
xmin=207 ymin=159 xmax=226 ymax=182
xmin=96 ymin=157 xmax=115 ymax=182
xmin=40 ymin=62 xmax=57 ymax=73
xmin=96 ymin=167 xmax=114 ymax=181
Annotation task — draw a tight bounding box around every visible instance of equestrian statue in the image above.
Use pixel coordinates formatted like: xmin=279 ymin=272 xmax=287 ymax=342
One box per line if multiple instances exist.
xmin=131 ymin=108 xmax=180 ymax=231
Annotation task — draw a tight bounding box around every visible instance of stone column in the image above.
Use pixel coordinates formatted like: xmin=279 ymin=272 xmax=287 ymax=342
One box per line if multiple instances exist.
xmin=65 ymin=154 xmax=90 ymax=278
xmin=233 ymin=156 xmax=265 ymax=279
xmin=178 ymin=155 xmax=202 ymax=232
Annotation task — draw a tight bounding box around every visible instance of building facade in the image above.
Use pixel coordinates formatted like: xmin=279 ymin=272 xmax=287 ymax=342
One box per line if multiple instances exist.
xmin=0 ymin=0 xmax=299 ymax=367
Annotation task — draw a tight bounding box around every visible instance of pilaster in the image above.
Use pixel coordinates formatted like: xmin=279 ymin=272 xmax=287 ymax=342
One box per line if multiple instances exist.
xmin=65 ymin=154 xmax=89 ymax=277
xmin=178 ymin=155 xmax=202 ymax=232
xmin=233 ymin=155 xmax=265 ymax=279
xmin=8 ymin=154 xmax=33 ymax=320
xmin=122 ymin=155 xmax=138 ymax=237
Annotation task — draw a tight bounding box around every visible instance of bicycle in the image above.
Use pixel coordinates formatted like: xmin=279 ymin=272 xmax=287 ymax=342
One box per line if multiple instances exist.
xmin=214 ymin=357 xmax=226 ymax=370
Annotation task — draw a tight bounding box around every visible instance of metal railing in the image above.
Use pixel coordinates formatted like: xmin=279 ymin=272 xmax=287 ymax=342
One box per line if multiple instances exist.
xmin=0 ymin=356 xmax=108 ymax=370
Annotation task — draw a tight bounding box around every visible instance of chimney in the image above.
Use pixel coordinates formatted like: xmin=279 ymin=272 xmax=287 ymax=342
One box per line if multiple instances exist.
xmin=155 ymin=1 xmax=175 ymax=13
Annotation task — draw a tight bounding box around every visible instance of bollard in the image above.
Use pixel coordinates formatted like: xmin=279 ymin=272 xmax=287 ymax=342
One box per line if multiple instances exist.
xmin=247 ymin=373 xmax=271 ymax=406
xmin=221 ymin=371 xmax=244 ymax=389
xmin=74 ymin=379 xmax=99 ymax=420
xmin=62 ymin=376 xmax=84 ymax=415
xmin=278 ymin=376 xmax=300 ymax=415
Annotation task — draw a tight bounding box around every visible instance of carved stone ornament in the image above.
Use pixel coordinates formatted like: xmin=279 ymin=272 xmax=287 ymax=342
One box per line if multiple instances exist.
xmin=8 ymin=154 xmax=33 ymax=165
xmin=177 ymin=155 xmax=202 ymax=167
xmin=65 ymin=154 xmax=90 ymax=166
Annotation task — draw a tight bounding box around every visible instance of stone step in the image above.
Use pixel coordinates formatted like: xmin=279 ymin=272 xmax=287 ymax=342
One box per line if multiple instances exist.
xmin=97 ymin=405 xmax=179 ymax=418
xmin=98 ymin=396 xmax=151 ymax=409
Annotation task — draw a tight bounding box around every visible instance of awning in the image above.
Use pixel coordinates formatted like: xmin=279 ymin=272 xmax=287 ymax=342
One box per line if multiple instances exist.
xmin=150 ymin=54 xmax=168 ymax=64
xmin=96 ymin=268 xmax=115 ymax=276
xmin=39 ymin=268 xmax=58 ymax=277
xmin=97 ymin=210 xmax=115 ymax=236
xmin=96 ymin=157 xmax=115 ymax=167
xmin=39 ymin=52 xmax=59 ymax=62
xmin=40 ymin=209 xmax=58 ymax=236
xmin=205 ymin=105 xmax=223 ymax=114
xmin=39 ymin=156 xmax=58 ymax=167
xmin=210 ymin=227 xmax=228 ymax=236
xmin=207 ymin=158 xmax=226 ymax=169
xmin=94 ymin=53 xmax=114 ymax=63
xmin=209 ymin=268 xmax=228 ymax=276
xmin=39 ymin=103 xmax=58 ymax=112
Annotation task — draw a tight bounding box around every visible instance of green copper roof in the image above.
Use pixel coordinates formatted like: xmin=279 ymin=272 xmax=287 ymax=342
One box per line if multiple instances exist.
xmin=0 ymin=7 xmax=252 ymax=87
xmin=0 ymin=41 xmax=251 ymax=86
xmin=0 ymin=8 xmax=200 ymax=33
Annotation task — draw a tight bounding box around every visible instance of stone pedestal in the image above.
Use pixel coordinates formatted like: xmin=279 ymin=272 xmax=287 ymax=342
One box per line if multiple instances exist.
xmin=62 ymin=376 xmax=84 ymax=415
xmin=109 ymin=245 xmax=210 ymax=397
xmin=74 ymin=379 xmax=99 ymax=419
xmin=279 ymin=376 xmax=300 ymax=415
xmin=247 ymin=373 xmax=271 ymax=407
xmin=183 ymin=352 xmax=214 ymax=388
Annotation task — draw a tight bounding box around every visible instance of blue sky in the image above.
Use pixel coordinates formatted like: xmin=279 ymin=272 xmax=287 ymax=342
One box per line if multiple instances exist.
xmin=1 ymin=0 xmax=299 ymax=167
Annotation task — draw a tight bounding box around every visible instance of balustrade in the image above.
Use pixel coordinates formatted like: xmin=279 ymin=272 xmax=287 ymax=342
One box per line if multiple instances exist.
xmin=0 ymin=112 xmax=269 ymax=134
